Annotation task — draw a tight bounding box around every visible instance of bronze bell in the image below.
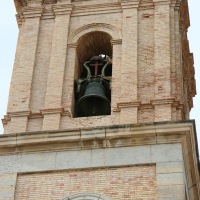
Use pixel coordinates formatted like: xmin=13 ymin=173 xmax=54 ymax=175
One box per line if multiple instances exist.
xmin=76 ymin=81 xmax=111 ymax=117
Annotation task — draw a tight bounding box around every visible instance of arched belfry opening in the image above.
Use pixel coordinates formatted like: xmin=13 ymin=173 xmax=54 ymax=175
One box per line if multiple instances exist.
xmin=74 ymin=31 xmax=112 ymax=117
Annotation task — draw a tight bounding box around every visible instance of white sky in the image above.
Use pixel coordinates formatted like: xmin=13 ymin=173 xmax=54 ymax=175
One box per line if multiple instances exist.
xmin=0 ymin=1 xmax=199 ymax=147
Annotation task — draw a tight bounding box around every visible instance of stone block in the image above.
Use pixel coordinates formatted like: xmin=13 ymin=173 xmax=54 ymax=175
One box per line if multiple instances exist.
xmin=0 ymin=186 xmax=15 ymax=199
xmin=55 ymin=149 xmax=92 ymax=170
xmin=0 ymin=155 xmax=20 ymax=173
xmin=156 ymin=161 xmax=184 ymax=174
xmin=151 ymin=143 xmax=183 ymax=163
xmin=91 ymin=149 xmax=106 ymax=167
xmin=0 ymin=173 xmax=17 ymax=186
xmin=105 ymin=146 xmax=151 ymax=166
xmin=157 ymin=173 xmax=184 ymax=186
xmin=19 ymin=152 xmax=56 ymax=172
xmin=157 ymin=185 xmax=185 ymax=200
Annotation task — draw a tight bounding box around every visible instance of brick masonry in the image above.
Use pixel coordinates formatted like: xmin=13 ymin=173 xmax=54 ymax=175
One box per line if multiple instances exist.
xmin=0 ymin=1 xmax=199 ymax=199
xmin=2 ymin=0 xmax=196 ymax=134
xmin=15 ymin=165 xmax=156 ymax=200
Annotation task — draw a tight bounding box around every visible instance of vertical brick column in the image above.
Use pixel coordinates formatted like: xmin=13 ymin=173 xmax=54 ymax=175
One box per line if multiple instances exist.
xmin=119 ymin=1 xmax=139 ymax=124
xmin=174 ymin=6 xmax=183 ymax=120
xmin=42 ymin=4 xmax=73 ymax=131
xmin=6 ymin=7 xmax=43 ymax=133
xmin=62 ymin=44 xmax=77 ymax=115
xmin=153 ymin=0 xmax=172 ymax=121
xmin=110 ymin=39 xmax=122 ymax=109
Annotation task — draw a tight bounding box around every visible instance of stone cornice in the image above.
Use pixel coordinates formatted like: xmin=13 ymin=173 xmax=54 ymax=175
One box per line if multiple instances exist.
xmin=0 ymin=121 xmax=197 ymax=153
xmin=72 ymin=2 xmax=122 ymax=16
xmin=14 ymin=0 xmax=57 ymax=12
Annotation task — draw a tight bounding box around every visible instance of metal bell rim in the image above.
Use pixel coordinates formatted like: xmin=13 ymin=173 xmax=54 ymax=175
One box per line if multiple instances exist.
xmin=76 ymin=94 xmax=111 ymax=116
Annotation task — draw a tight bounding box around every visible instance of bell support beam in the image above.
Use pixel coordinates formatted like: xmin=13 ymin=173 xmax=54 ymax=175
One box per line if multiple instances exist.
xmin=153 ymin=0 xmax=172 ymax=122
xmin=120 ymin=0 xmax=139 ymax=124
xmin=42 ymin=4 xmax=73 ymax=131
xmin=5 ymin=6 xmax=43 ymax=134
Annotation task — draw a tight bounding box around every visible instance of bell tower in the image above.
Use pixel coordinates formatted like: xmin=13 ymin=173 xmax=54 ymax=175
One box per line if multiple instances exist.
xmin=0 ymin=0 xmax=199 ymax=199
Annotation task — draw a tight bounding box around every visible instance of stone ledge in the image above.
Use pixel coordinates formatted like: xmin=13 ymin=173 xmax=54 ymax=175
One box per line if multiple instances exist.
xmin=0 ymin=121 xmax=197 ymax=153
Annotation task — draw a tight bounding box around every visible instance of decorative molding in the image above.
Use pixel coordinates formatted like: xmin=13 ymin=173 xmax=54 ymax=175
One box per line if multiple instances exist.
xmin=118 ymin=101 xmax=141 ymax=109
xmin=0 ymin=121 xmax=197 ymax=153
xmin=139 ymin=103 xmax=154 ymax=110
xmin=1 ymin=115 xmax=10 ymax=125
xmin=63 ymin=193 xmax=111 ymax=200
xmin=113 ymin=98 xmax=183 ymax=112
xmin=151 ymin=98 xmax=176 ymax=106
xmin=112 ymin=101 xmax=141 ymax=112
xmin=29 ymin=112 xmax=43 ymax=119
xmin=67 ymin=43 xmax=78 ymax=48
xmin=68 ymin=23 xmax=121 ymax=44
xmin=22 ymin=6 xmax=44 ymax=18
xmin=120 ymin=0 xmax=140 ymax=9
xmin=152 ymin=0 xmax=171 ymax=6
xmin=62 ymin=109 xmax=72 ymax=117
xmin=2 ymin=110 xmax=31 ymax=125
xmin=7 ymin=110 xmax=31 ymax=117
xmin=41 ymin=7 xmax=55 ymax=19
xmin=110 ymin=39 xmax=122 ymax=45
xmin=16 ymin=13 xmax=24 ymax=28
xmin=72 ymin=3 xmax=122 ymax=17
xmin=52 ymin=4 xmax=74 ymax=15
xmin=40 ymin=107 xmax=64 ymax=115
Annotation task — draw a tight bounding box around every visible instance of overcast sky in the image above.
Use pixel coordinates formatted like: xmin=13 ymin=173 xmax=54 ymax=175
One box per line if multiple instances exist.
xmin=0 ymin=1 xmax=199 ymax=146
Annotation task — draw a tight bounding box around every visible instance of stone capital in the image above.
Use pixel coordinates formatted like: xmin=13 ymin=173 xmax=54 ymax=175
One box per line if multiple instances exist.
xmin=67 ymin=43 xmax=78 ymax=48
xmin=22 ymin=6 xmax=44 ymax=18
xmin=110 ymin=39 xmax=122 ymax=45
xmin=40 ymin=107 xmax=64 ymax=115
xmin=113 ymin=100 xmax=141 ymax=112
xmin=120 ymin=0 xmax=140 ymax=9
xmin=152 ymin=0 xmax=171 ymax=6
xmin=151 ymin=98 xmax=175 ymax=106
xmin=7 ymin=110 xmax=31 ymax=117
xmin=16 ymin=13 xmax=24 ymax=28
xmin=52 ymin=4 xmax=74 ymax=15
xmin=26 ymin=0 xmax=43 ymax=6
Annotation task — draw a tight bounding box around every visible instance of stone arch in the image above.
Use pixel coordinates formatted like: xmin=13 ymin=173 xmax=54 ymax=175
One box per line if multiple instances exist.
xmin=68 ymin=23 xmax=121 ymax=44
xmin=62 ymin=192 xmax=112 ymax=200
xmin=76 ymin=31 xmax=112 ymax=68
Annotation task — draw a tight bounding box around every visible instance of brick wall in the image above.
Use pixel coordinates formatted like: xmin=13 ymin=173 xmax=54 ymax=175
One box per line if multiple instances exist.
xmin=15 ymin=165 xmax=156 ymax=200
xmin=3 ymin=0 xmax=196 ymax=133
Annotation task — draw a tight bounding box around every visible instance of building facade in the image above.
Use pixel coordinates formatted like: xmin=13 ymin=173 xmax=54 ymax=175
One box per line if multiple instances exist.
xmin=0 ymin=0 xmax=199 ymax=199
